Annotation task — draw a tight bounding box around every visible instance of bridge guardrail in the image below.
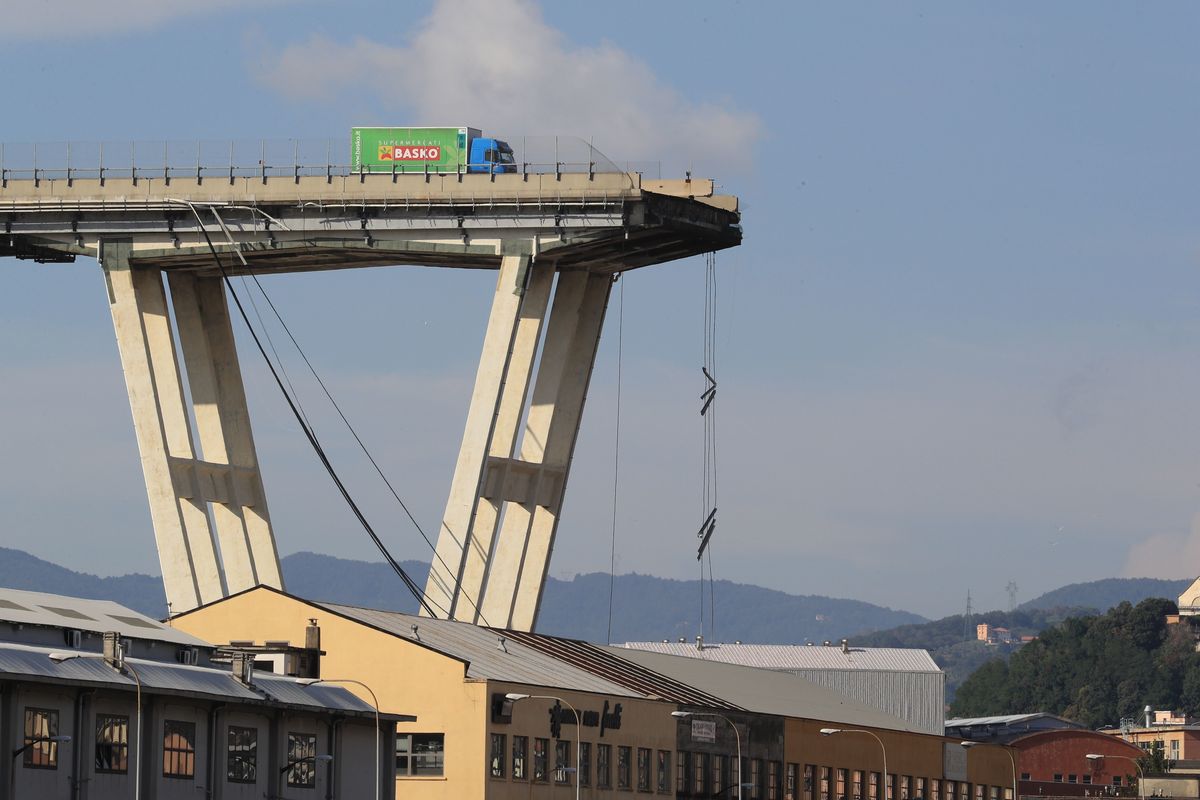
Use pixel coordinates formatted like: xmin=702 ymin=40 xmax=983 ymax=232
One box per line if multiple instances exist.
xmin=0 ymin=136 xmax=640 ymax=185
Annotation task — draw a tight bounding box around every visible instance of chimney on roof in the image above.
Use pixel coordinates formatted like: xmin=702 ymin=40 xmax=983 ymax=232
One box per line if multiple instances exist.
xmin=231 ymin=651 xmax=255 ymax=686
xmin=305 ymin=619 xmax=320 ymax=651
xmin=823 ymin=640 xmax=831 ymax=646
xmin=841 ymin=639 xmax=849 ymax=653
xmin=696 ymin=635 xmax=704 ymax=651
xmin=678 ymin=637 xmax=686 ymax=644
xmin=103 ymin=632 xmax=123 ymax=669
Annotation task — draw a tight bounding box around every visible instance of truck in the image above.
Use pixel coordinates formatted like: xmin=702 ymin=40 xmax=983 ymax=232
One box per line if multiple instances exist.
xmin=351 ymin=126 xmax=517 ymax=174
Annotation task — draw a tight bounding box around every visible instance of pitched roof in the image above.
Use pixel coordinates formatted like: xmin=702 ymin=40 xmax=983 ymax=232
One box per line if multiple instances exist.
xmin=608 ymin=647 xmax=922 ymax=732
xmin=621 ymin=642 xmax=941 ymax=673
xmin=0 ymin=586 xmax=207 ymax=646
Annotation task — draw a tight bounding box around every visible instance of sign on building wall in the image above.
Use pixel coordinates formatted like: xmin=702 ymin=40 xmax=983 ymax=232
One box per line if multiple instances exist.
xmin=691 ymin=720 xmax=718 ymax=743
xmin=943 ymin=743 xmax=968 ymax=782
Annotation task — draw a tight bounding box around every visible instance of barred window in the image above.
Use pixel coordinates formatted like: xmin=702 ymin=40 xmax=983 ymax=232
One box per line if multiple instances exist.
xmin=618 ymin=745 xmax=632 ymax=790
xmin=490 ymin=733 xmax=506 ymax=778
xmin=95 ymin=714 xmax=129 ymax=774
xmin=580 ymin=742 xmax=592 ymax=787
xmin=555 ymin=740 xmax=572 ymax=784
xmin=657 ymin=749 xmax=671 ymax=793
xmin=163 ymin=720 xmax=196 ymax=779
xmin=534 ymin=738 xmax=548 ymax=782
xmin=22 ymin=708 xmax=60 ymax=769
xmin=286 ymin=732 xmax=317 ymax=788
xmin=638 ymin=747 xmax=652 ymax=792
xmin=513 ymin=736 xmax=528 ymax=780
xmin=598 ymin=743 xmax=612 ymax=789
xmin=227 ymin=726 xmax=258 ymax=784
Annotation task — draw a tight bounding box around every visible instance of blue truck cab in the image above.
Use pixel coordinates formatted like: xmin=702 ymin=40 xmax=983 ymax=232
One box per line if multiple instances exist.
xmin=469 ymin=137 xmax=516 ymax=173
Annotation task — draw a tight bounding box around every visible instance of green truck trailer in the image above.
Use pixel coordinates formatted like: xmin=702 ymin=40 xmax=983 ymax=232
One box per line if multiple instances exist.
xmin=351 ymin=126 xmax=516 ymax=173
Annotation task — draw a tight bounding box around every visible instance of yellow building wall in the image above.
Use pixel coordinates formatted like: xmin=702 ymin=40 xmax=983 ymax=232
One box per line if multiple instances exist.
xmin=170 ymin=587 xmax=489 ymax=800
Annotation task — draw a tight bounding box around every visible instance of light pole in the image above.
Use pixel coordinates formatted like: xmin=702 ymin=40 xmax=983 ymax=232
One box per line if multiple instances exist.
xmin=49 ymin=651 xmax=142 ymax=800
xmin=11 ymin=735 xmax=72 ymax=760
xmin=961 ymin=741 xmax=1019 ymax=800
xmin=297 ymin=677 xmax=381 ymax=800
xmin=672 ymin=710 xmax=744 ymax=800
xmin=1087 ymin=753 xmax=1145 ymax=800
xmin=821 ymin=729 xmax=889 ymax=800
xmin=507 ymin=693 xmax=581 ymax=800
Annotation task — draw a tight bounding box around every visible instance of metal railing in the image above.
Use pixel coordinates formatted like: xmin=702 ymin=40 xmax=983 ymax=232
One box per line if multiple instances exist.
xmin=0 ymin=135 xmax=634 ymax=185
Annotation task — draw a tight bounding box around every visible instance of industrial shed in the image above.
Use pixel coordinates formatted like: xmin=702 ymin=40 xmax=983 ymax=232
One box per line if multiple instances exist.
xmin=621 ymin=641 xmax=946 ymax=735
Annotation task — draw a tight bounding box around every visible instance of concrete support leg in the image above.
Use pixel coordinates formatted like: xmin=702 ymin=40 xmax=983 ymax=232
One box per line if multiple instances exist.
xmin=168 ymin=272 xmax=283 ymax=594
xmin=102 ymin=241 xmax=223 ymax=613
xmin=424 ymin=255 xmax=553 ymax=620
xmin=479 ymin=271 xmax=613 ymax=631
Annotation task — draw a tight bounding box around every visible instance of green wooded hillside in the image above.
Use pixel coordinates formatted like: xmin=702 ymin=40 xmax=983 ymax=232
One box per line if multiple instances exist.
xmin=951 ymin=598 xmax=1200 ymax=728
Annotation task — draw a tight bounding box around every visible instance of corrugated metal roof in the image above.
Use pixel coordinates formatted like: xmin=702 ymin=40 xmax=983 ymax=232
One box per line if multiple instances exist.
xmin=622 ymin=642 xmax=941 ymax=673
xmin=0 ymin=587 xmax=206 ymax=646
xmin=945 ymin=713 xmax=1081 ymax=728
xmin=316 ymin=602 xmax=642 ymax=698
xmin=498 ymin=630 xmax=741 ymax=710
xmin=0 ymin=641 xmax=386 ymax=720
xmin=608 ymin=647 xmax=923 ymax=733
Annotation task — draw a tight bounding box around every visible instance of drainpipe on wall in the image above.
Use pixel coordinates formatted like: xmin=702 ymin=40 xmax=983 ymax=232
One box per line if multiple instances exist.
xmin=325 ymin=718 xmax=339 ymax=800
xmin=206 ymin=703 xmax=225 ymax=800
xmin=70 ymin=689 xmax=93 ymax=800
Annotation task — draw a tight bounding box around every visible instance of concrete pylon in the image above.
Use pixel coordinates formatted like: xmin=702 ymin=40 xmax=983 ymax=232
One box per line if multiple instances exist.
xmin=423 ymin=258 xmax=611 ymax=631
xmin=101 ymin=241 xmax=282 ymax=614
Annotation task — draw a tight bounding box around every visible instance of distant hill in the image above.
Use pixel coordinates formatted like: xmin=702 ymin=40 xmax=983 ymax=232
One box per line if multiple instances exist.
xmin=0 ymin=548 xmax=925 ymax=643
xmin=1019 ymin=578 xmax=1191 ymax=613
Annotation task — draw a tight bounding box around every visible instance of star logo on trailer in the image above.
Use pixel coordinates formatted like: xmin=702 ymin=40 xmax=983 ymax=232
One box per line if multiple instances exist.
xmin=378 ymin=145 xmax=442 ymax=161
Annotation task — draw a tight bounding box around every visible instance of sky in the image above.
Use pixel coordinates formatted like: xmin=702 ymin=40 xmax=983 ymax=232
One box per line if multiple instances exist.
xmin=2 ymin=1 xmax=1200 ymax=621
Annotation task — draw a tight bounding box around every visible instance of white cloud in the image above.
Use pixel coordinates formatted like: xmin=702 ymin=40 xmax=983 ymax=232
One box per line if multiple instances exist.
xmin=1121 ymin=516 xmax=1200 ymax=580
xmin=257 ymin=0 xmax=762 ymax=171
xmin=0 ymin=0 xmax=294 ymax=39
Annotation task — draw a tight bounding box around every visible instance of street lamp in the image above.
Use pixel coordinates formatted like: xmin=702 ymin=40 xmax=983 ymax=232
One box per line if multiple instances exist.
xmin=49 ymin=651 xmax=142 ymax=800
xmin=296 ymin=677 xmax=381 ymax=800
xmin=673 ymin=711 xmax=744 ymax=800
xmin=821 ymin=729 xmax=889 ymax=800
xmin=507 ymin=692 xmax=581 ymax=800
xmin=1087 ymin=753 xmax=1145 ymax=800
xmin=960 ymin=741 xmax=1019 ymax=800
xmin=280 ymin=753 xmax=335 ymax=774
xmin=11 ymin=735 xmax=71 ymax=760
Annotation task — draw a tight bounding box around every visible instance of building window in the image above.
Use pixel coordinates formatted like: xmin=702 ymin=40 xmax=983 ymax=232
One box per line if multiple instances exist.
xmin=697 ymin=752 xmax=711 ymax=796
xmin=714 ymin=754 xmax=726 ymax=797
xmin=1053 ymin=775 xmax=1063 ymax=783
xmin=991 ymin=786 xmax=1001 ymax=800
xmin=513 ymin=736 xmax=528 ymax=780
xmin=163 ymin=720 xmax=196 ymax=779
xmin=822 ymin=767 xmax=833 ymax=800
xmin=916 ymin=777 xmax=926 ymax=800
xmin=286 ymin=732 xmax=317 ymax=788
xmin=770 ymin=761 xmax=782 ymax=800
xmin=490 ymin=733 xmax=505 ymax=778
xmin=1020 ymin=775 xmax=1030 ymax=782
xmin=227 ymin=726 xmax=258 ymax=784
xmin=599 ymin=743 xmax=612 ymax=789
xmin=789 ymin=764 xmax=799 ymax=797
xmin=580 ymin=742 xmax=592 ymax=787
xmin=931 ymin=779 xmax=941 ymax=800
xmin=657 ymin=750 xmax=671 ymax=793
xmin=22 ymin=708 xmax=60 ymax=769
xmin=806 ymin=764 xmax=817 ymax=800
xmin=960 ymin=783 xmax=969 ymax=800
xmin=638 ymin=747 xmax=652 ymax=792
xmin=618 ymin=744 xmax=633 ymax=790
xmin=678 ymin=751 xmax=690 ymax=794
xmin=1083 ymin=776 xmax=1092 ymax=786
xmin=838 ymin=768 xmax=848 ymax=800
xmin=945 ymin=780 xmax=956 ymax=800
xmin=1068 ymin=776 xmax=1077 ymax=785
xmin=556 ymin=740 xmax=572 ymax=785
xmin=862 ymin=770 xmax=871 ymax=800
xmin=95 ymin=714 xmax=129 ymax=774
xmin=903 ymin=776 xmax=913 ymax=800
xmin=752 ymin=759 xmax=763 ymax=800
xmin=1113 ymin=777 xmax=1123 ymax=787
xmin=534 ymin=738 xmax=548 ymax=782
xmin=396 ymin=733 xmax=445 ymax=776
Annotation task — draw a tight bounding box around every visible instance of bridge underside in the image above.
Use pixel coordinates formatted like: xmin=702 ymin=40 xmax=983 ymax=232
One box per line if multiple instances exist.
xmin=1 ymin=171 xmax=740 ymax=629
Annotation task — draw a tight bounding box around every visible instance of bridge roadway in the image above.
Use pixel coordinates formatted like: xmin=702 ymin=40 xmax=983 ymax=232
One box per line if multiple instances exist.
xmin=0 ymin=170 xmax=740 ymax=273
xmin=0 ymin=167 xmax=741 ymax=630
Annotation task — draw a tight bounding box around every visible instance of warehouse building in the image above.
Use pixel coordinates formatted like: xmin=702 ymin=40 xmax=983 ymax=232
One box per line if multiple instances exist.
xmin=0 ymin=587 xmax=401 ymax=800
xmin=173 ymin=585 xmax=1014 ymax=800
xmin=622 ymin=641 xmax=946 ymax=735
